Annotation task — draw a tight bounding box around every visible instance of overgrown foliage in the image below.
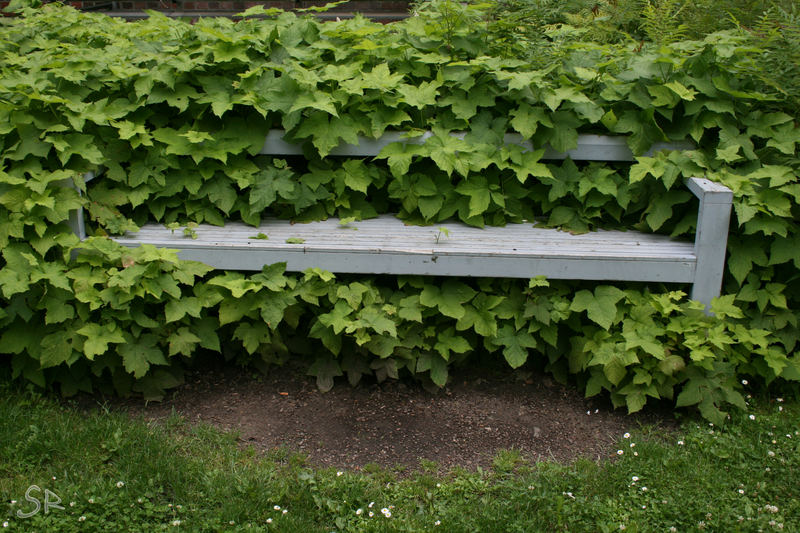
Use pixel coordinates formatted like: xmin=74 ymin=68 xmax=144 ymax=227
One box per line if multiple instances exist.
xmin=538 ymin=0 xmax=798 ymax=42
xmin=738 ymin=3 xmax=800 ymax=114
xmin=0 ymin=3 xmax=798 ymax=423
xmin=485 ymin=0 xmax=800 ymax=114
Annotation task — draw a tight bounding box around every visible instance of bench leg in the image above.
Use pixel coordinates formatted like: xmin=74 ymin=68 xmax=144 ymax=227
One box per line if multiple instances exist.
xmin=63 ymin=172 xmax=92 ymax=241
xmin=67 ymin=203 xmax=86 ymax=241
xmin=688 ymin=178 xmax=733 ymax=314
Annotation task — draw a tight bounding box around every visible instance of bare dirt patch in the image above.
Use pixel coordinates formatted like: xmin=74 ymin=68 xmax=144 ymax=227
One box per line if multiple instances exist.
xmin=103 ymin=361 xmax=676 ymax=472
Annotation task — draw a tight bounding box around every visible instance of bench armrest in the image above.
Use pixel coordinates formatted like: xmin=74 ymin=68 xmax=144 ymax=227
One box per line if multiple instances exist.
xmin=686 ymin=176 xmax=733 ymax=203
xmin=685 ymin=177 xmax=733 ymax=313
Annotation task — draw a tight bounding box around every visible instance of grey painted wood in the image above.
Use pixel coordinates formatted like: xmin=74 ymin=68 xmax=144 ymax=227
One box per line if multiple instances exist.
xmin=686 ymin=176 xmax=735 ymax=202
xmin=121 ymin=217 xmax=694 ymax=257
xmin=62 ymin=174 xmax=88 ymax=240
xmin=112 ymin=216 xmax=697 ymax=282
xmin=73 ymin=135 xmax=734 ymax=313
xmin=687 ymin=178 xmax=734 ymax=311
xmin=261 ymin=129 xmax=694 ymax=160
xmin=68 ymin=206 xmax=86 ymax=241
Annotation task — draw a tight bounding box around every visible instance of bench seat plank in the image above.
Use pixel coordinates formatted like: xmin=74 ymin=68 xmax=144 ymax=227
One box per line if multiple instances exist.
xmin=112 ymin=215 xmax=697 ymax=282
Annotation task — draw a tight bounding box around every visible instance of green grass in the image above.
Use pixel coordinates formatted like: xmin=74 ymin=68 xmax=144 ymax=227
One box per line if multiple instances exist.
xmin=1 ymin=380 xmax=798 ymax=532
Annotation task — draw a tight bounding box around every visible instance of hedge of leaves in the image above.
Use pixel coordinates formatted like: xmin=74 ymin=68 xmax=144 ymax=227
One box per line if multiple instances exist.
xmin=0 ymin=3 xmax=798 ymax=423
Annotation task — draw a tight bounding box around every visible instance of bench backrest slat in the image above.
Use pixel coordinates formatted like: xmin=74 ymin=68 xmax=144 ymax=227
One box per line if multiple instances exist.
xmin=261 ymin=129 xmax=694 ymax=161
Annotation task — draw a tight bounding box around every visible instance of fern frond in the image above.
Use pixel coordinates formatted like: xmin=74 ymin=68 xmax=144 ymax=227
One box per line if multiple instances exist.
xmin=639 ymin=0 xmax=688 ymax=44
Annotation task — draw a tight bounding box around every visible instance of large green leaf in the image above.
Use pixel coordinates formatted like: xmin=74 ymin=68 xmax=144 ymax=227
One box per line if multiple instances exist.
xmin=570 ymin=286 xmax=627 ymax=330
xmin=494 ymin=324 xmax=537 ymax=368
xmin=77 ymin=323 xmax=126 ymax=359
xmin=424 ymin=131 xmax=474 ymax=177
xmin=250 ymin=165 xmax=296 ymax=212
xmin=397 ymin=80 xmax=441 ymax=109
xmin=419 ymin=281 xmax=477 ymax=319
xmin=118 ymin=334 xmax=168 ymax=379
xmin=416 ymin=352 xmax=448 ymax=387
xmin=509 ymin=103 xmax=553 ymax=138
xmin=296 ymin=112 xmax=360 ymax=157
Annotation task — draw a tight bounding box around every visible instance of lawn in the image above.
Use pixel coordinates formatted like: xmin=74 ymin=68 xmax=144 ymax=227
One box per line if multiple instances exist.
xmin=1 ymin=378 xmax=797 ymax=532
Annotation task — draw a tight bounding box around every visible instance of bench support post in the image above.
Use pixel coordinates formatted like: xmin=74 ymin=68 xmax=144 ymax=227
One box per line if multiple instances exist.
xmin=686 ymin=177 xmax=733 ymax=314
xmin=68 ymin=199 xmax=86 ymax=241
xmin=65 ymin=172 xmax=94 ymax=240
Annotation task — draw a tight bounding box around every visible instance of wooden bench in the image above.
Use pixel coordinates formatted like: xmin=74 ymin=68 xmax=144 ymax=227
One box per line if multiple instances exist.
xmin=69 ymin=131 xmax=733 ymax=311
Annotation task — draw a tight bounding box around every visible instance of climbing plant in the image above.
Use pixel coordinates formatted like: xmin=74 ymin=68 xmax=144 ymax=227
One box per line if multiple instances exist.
xmin=0 ymin=3 xmax=798 ymax=423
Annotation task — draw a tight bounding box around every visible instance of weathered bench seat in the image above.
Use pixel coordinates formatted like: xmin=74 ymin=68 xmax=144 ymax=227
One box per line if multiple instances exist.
xmin=73 ymin=131 xmax=734 ymax=311
xmin=116 ymin=215 xmax=697 ymax=281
